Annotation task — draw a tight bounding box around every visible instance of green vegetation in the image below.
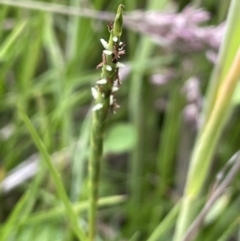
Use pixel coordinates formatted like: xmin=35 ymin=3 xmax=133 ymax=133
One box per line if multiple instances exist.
xmin=0 ymin=0 xmax=240 ymax=241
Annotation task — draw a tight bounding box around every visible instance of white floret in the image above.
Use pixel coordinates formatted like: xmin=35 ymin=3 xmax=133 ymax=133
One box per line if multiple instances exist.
xmin=113 ymin=36 xmax=118 ymax=42
xmin=97 ymin=79 xmax=107 ymax=85
xmin=91 ymin=87 xmax=98 ymax=99
xmin=116 ymin=62 xmax=125 ymax=68
xmin=110 ymin=95 xmax=114 ymax=105
xmin=100 ymin=38 xmax=108 ymax=49
xmin=112 ymin=86 xmax=119 ymax=92
xmin=103 ymin=50 xmax=113 ymax=55
xmin=92 ymin=103 xmax=103 ymax=111
xmin=106 ymin=65 xmax=112 ymax=71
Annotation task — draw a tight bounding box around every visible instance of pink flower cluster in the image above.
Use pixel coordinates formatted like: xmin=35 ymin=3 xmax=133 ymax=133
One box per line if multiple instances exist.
xmin=125 ymin=6 xmax=224 ymax=53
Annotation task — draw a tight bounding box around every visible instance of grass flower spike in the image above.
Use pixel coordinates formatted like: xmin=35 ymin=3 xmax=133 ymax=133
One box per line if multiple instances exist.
xmin=88 ymin=4 xmax=125 ymax=241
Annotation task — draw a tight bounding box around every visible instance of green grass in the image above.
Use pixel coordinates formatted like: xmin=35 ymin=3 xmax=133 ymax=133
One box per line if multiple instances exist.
xmin=1 ymin=0 xmax=240 ymax=241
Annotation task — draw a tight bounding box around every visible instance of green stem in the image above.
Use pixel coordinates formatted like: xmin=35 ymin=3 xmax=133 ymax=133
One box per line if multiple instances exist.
xmin=88 ymin=5 xmax=124 ymax=241
xmin=89 ymin=103 xmax=107 ymax=241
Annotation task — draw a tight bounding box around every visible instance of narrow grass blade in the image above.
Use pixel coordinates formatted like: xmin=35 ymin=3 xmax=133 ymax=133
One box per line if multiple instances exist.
xmin=70 ymin=112 xmax=91 ymax=202
xmin=0 ymin=190 xmax=30 ymax=241
xmin=11 ymin=195 xmax=126 ymax=227
xmin=0 ymin=20 xmax=27 ymax=60
xmin=174 ymin=48 xmax=240 ymax=241
xmin=174 ymin=0 xmax=240 ymax=238
xmin=157 ymin=83 xmax=184 ymax=195
xmin=18 ymin=106 xmax=87 ymax=241
xmin=0 ymin=0 xmax=114 ymax=20
xmin=147 ymin=202 xmax=180 ymax=241
xmin=202 ymin=0 xmax=240 ymax=127
xmin=128 ymin=0 xmax=168 ymax=230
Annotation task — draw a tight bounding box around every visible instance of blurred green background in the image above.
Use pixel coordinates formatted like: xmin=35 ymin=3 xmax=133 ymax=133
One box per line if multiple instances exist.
xmin=1 ymin=0 xmax=240 ymax=240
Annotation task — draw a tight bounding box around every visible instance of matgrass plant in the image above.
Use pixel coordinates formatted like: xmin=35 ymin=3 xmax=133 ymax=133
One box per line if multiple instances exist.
xmin=1 ymin=1 xmax=240 ymax=241
xmin=88 ymin=5 xmax=125 ymax=241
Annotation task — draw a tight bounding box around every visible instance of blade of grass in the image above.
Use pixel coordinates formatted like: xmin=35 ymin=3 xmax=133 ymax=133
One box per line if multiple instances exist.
xmin=196 ymin=196 xmax=240 ymax=241
xmin=157 ymin=82 xmax=184 ymax=195
xmin=174 ymin=0 xmax=240 ymax=238
xmin=18 ymin=14 xmax=43 ymax=93
xmin=65 ymin=0 xmax=81 ymax=61
xmin=70 ymin=112 xmax=91 ymax=202
xmin=7 ymin=195 xmax=126 ymax=227
xmin=217 ymin=216 xmax=240 ymax=241
xmin=0 ymin=190 xmax=31 ymax=241
xmin=173 ymin=47 xmax=240 ymax=241
xmin=0 ymin=0 xmax=114 ymax=21
xmin=43 ymin=13 xmax=73 ymax=148
xmin=0 ymin=20 xmax=27 ymax=61
xmin=65 ymin=0 xmax=95 ymax=74
xmin=17 ymin=14 xmax=44 ymax=115
xmin=129 ymin=232 xmax=141 ymax=241
xmin=182 ymin=151 xmax=240 ymax=241
xmin=202 ymin=0 xmax=240 ymax=127
xmin=0 ymin=5 xmax=9 ymax=42
xmin=18 ymin=106 xmax=87 ymax=241
xmin=128 ymin=0 xmax=168 ymax=229
xmin=147 ymin=202 xmax=180 ymax=241
xmin=124 ymin=0 xmax=136 ymax=58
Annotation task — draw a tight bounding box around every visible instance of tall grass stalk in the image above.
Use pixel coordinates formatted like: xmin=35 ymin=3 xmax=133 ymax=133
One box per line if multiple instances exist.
xmin=88 ymin=5 xmax=125 ymax=241
xmin=173 ymin=47 xmax=240 ymax=241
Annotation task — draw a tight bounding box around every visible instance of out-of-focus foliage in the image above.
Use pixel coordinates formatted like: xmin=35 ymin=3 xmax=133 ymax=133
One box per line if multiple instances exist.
xmin=0 ymin=0 xmax=240 ymax=241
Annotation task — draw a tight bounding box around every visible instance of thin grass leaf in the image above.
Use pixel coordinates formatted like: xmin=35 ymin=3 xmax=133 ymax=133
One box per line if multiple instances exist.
xmin=202 ymin=0 xmax=240 ymax=126
xmin=10 ymin=195 xmax=126 ymax=227
xmin=128 ymin=0 xmax=168 ymax=230
xmin=18 ymin=106 xmax=87 ymax=241
xmin=0 ymin=190 xmax=31 ymax=241
xmin=174 ymin=48 xmax=240 ymax=241
xmin=157 ymin=82 xmax=184 ymax=195
xmin=70 ymin=112 xmax=92 ymax=202
xmin=0 ymin=20 xmax=27 ymax=61
xmin=147 ymin=202 xmax=180 ymax=241
xmin=0 ymin=0 xmax=114 ymax=21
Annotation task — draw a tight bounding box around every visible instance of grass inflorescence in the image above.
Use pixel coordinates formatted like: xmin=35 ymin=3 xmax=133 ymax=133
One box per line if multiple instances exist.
xmin=88 ymin=5 xmax=125 ymax=241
